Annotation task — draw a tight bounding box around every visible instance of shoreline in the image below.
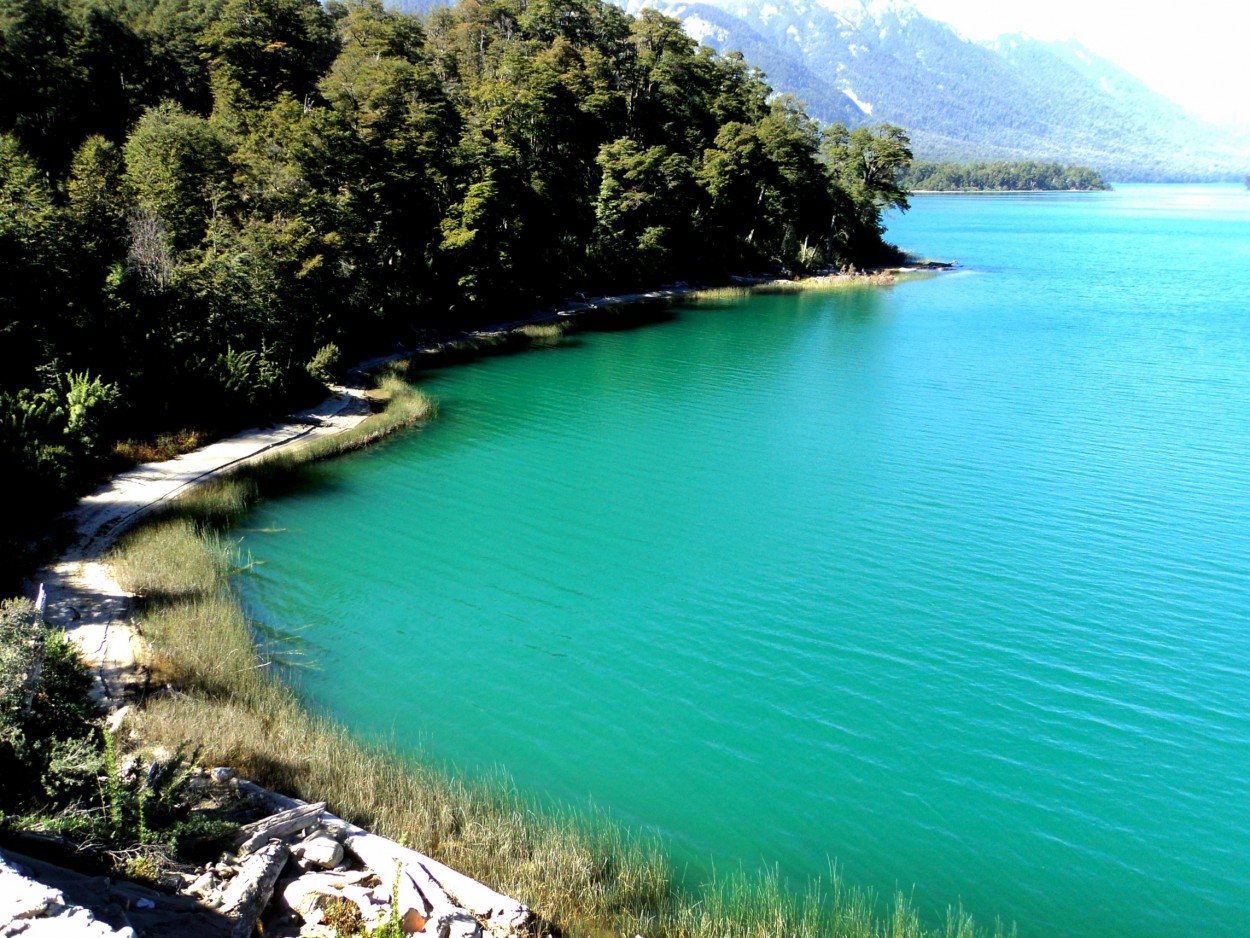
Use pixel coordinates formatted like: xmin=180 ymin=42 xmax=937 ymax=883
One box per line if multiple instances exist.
xmin=29 ymin=262 xmax=951 ymax=735
xmin=33 ymin=387 xmax=374 ymax=709
xmin=25 ymin=266 xmax=964 ymax=937
xmin=352 ymin=265 xmax=939 ymax=376
xmin=908 ymin=187 xmax=1109 ymax=194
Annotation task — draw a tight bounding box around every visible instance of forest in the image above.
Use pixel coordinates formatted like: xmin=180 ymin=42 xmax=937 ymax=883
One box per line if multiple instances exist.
xmin=898 ymin=160 xmax=1109 ymax=191
xmin=0 ymin=0 xmax=913 ymax=580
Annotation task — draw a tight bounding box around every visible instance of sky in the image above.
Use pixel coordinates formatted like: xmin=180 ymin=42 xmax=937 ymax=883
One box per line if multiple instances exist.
xmin=907 ymin=0 xmax=1250 ymax=129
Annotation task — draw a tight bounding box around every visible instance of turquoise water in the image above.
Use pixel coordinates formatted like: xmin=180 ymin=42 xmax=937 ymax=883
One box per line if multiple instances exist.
xmin=237 ymin=185 xmax=1250 ymax=937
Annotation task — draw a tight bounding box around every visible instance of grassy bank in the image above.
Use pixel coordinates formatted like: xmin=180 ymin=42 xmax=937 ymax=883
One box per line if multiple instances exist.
xmin=109 ymin=371 xmax=1011 ymax=938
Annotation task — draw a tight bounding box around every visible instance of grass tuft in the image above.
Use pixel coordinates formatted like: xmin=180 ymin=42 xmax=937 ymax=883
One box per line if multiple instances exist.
xmin=516 ymin=322 xmax=568 ymax=346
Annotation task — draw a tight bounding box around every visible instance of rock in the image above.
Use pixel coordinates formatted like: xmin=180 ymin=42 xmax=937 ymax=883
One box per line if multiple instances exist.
xmin=0 ymin=854 xmax=136 ymax=938
xmin=0 ymin=854 xmax=65 ymax=921
xmin=211 ymin=767 xmax=237 ymax=784
xmin=2 ymin=905 xmax=137 ymax=937
xmin=291 ymin=832 xmax=344 ymax=871
xmin=402 ymin=908 xmax=430 ymax=933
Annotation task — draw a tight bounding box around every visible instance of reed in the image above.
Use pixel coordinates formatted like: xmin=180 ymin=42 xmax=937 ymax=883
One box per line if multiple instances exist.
xmin=516 ymin=321 xmax=568 ymax=345
xmin=691 ymin=270 xmax=906 ymax=303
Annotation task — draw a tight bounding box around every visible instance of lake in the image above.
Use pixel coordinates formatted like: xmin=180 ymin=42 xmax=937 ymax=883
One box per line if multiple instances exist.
xmin=236 ymin=184 xmax=1250 ymax=937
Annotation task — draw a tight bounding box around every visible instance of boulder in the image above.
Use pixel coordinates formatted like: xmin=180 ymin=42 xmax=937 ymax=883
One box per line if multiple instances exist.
xmin=292 ymin=832 xmax=344 ymax=871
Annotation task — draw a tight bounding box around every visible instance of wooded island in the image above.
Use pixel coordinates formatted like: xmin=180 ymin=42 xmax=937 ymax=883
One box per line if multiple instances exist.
xmin=899 ymin=160 xmax=1110 ymax=191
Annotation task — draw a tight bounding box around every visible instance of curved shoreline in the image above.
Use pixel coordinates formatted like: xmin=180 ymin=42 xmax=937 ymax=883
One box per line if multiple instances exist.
xmin=29 ymin=266 xmax=943 ymax=720
xmin=33 ymin=386 xmax=373 ymax=707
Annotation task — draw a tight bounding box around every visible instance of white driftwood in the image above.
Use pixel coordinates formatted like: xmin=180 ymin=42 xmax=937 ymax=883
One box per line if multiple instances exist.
xmin=234 ymin=782 xmax=533 ymax=937
xmin=235 ymin=802 xmax=326 ymax=857
xmin=219 ymin=841 xmax=290 ymax=938
xmin=343 ymin=830 xmax=526 ymax=938
xmin=280 ymin=870 xmax=389 ymax=928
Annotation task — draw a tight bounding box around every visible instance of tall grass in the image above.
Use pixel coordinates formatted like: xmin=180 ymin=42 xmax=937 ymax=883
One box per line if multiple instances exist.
xmin=691 ymin=270 xmax=915 ymax=303
xmin=108 ymin=373 xmax=1012 ymax=938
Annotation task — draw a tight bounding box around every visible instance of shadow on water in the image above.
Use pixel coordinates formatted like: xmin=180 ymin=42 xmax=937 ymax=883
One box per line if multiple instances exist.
xmin=412 ymin=302 xmax=681 ymax=374
xmin=578 ymin=299 xmax=680 ymax=332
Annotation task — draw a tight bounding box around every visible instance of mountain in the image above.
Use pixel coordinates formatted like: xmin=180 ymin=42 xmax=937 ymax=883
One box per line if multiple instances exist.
xmin=614 ymin=0 xmax=1247 ymax=180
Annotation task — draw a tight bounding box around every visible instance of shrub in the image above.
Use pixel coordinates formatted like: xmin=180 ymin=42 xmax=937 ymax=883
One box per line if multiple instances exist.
xmin=0 ymin=599 xmax=99 ymax=813
xmin=306 ymin=342 xmax=342 ymax=385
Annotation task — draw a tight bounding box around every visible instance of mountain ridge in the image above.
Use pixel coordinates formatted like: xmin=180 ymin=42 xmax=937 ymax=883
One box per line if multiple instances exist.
xmin=616 ymin=0 xmax=1246 ymax=180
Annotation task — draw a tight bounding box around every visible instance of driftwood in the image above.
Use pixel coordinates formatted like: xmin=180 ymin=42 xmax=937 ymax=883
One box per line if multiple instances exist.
xmin=235 ymin=782 xmax=533 ymax=937
xmin=219 ymin=841 xmax=290 ymax=938
xmin=234 ymin=802 xmax=326 ymax=857
xmin=342 ymin=830 xmax=514 ymax=937
xmin=280 ymin=870 xmax=386 ymax=926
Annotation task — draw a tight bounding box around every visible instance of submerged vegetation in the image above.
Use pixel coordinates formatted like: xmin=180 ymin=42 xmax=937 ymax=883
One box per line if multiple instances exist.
xmin=101 ymin=387 xmax=1012 ymax=937
xmin=1 ymin=0 xmax=913 ymax=580
xmin=898 ymin=160 xmax=1110 ymax=191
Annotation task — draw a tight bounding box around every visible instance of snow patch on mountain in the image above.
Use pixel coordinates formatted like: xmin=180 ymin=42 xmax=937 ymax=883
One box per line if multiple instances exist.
xmin=841 ymin=86 xmax=872 ymax=114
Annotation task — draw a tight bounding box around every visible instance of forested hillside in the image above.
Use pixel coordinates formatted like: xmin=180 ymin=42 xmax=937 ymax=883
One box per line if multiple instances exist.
xmin=0 ymin=0 xmax=910 ymax=580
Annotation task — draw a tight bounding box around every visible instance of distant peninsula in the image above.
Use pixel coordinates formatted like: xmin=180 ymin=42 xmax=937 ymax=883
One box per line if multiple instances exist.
xmin=900 ymin=160 xmax=1111 ymax=192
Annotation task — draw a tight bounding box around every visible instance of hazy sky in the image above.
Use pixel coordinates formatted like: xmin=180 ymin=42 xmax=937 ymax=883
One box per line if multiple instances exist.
xmin=907 ymin=0 xmax=1250 ymax=128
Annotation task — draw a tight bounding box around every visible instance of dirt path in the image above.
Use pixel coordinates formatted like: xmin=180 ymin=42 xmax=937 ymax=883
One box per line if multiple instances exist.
xmin=33 ymin=387 xmax=372 ymax=708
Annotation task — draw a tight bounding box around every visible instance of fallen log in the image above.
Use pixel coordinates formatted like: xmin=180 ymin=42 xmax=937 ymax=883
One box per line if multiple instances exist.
xmin=234 ymin=802 xmax=326 ymax=857
xmin=219 ymin=841 xmax=290 ymax=938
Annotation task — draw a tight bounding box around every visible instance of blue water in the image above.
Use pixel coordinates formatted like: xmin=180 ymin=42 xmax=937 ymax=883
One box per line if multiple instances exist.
xmin=237 ymin=185 xmax=1250 ymax=937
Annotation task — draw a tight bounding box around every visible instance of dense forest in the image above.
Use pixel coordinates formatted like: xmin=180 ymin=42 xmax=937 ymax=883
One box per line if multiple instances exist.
xmin=0 ymin=0 xmax=912 ymax=579
xmin=898 ymin=160 xmax=1109 ymax=191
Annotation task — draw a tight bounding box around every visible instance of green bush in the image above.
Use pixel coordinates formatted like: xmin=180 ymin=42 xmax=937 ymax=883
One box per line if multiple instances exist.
xmin=0 ymin=598 xmax=99 ymax=814
xmin=305 ymin=342 xmax=342 ymax=385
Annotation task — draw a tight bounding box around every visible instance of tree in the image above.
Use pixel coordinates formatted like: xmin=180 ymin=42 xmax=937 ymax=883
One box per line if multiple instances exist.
xmin=123 ymin=101 xmax=230 ymax=253
xmin=68 ymin=136 xmax=131 ymax=257
xmin=202 ymin=0 xmax=337 ymax=108
xmin=823 ymin=122 xmax=912 ymax=255
xmin=0 ymin=134 xmax=64 ymax=390
xmin=592 ymin=137 xmax=697 ymax=283
xmin=823 ymin=122 xmax=912 ymax=213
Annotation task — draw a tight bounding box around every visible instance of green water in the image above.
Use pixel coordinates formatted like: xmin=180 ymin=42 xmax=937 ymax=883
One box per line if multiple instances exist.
xmin=237 ymin=185 xmax=1250 ymax=937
